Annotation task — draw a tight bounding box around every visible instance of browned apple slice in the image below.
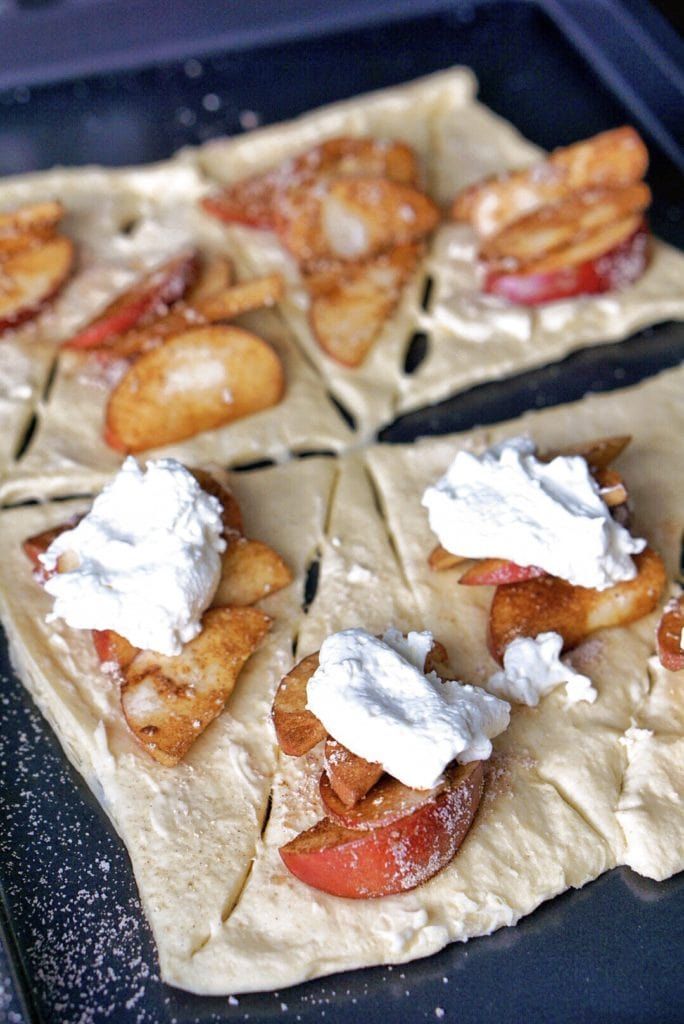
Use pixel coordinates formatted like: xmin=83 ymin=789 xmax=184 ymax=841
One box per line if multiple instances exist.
xmin=452 ymin=127 xmax=648 ymax=237
xmin=0 ymin=235 xmax=74 ymax=331
xmin=188 ymin=466 xmax=243 ymax=536
xmin=280 ymin=760 xmax=484 ymax=898
xmin=320 ymin=761 xmax=479 ymax=831
xmin=22 ymin=514 xmax=83 ymax=579
xmin=212 ymin=536 xmax=292 ymax=606
xmin=488 ymin=546 xmax=666 ymax=663
xmin=121 ymin=606 xmax=270 ymax=765
xmin=324 ymin=738 xmax=383 ymax=807
xmin=511 ymin=213 xmax=644 ymax=277
xmin=91 ymin=629 xmax=139 ymax=672
xmin=481 ymin=183 xmax=651 ymax=268
xmin=196 ymin=274 xmax=285 ymax=321
xmin=593 ymin=467 xmax=628 ymax=508
xmin=104 ymin=325 xmax=285 ymax=452
xmin=271 ymin=653 xmax=326 ymax=756
xmin=317 ymin=179 xmax=439 ymax=263
xmin=428 ymin=544 xmax=466 ymax=572
xmin=185 ymin=255 xmax=234 ymax=304
xmin=542 ymin=434 xmax=631 ymax=469
xmin=64 ymin=251 xmax=197 ymax=350
xmin=309 ymin=243 xmax=421 ymax=366
xmin=656 ymin=596 xmax=684 ymax=672
xmin=459 ymin=558 xmax=546 ymax=587
xmin=0 ymin=200 xmax=64 ymax=236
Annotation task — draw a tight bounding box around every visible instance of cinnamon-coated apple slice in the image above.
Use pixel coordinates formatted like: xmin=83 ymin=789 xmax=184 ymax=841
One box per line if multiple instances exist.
xmin=543 ymin=434 xmax=631 ymax=469
xmin=212 ymin=536 xmax=292 ymax=607
xmin=195 ymin=274 xmax=284 ymax=322
xmin=188 ymin=466 xmax=243 ymax=536
xmin=485 ymin=217 xmax=649 ymax=305
xmin=92 ymin=629 xmax=139 ymax=671
xmin=104 ymin=325 xmax=285 ymax=452
xmin=0 ymin=236 xmax=74 ymax=331
xmin=309 ymin=243 xmax=421 ymax=366
xmin=324 ymin=738 xmax=383 ymax=808
xmin=185 ymin=255 xmax=234 ymax=304
xmin=656 ymin=596 xmax=684 ymax=672
xmin=280 ymin=760 xmax=484 ymax=898
xmin=481 ymin=183 xmax=650 ymax=267
xmin=22 ymin=514 xmax=83 ymax=580
xmin=428 ymin=545 xmax=466 ymax=572
xmin=452 ymin=127 xmax=648 ymax=238
xmin=121 ymin=606 xmax=270 ymax=766
xmin=488 ymin=546 xmax=666 ymax=663
xmin=272 ymin=653 xmax=326 ymax=756
xmin=0 ymin=200 xmax=64 ymax=237
xmin=64 ymin=251 xmax=197 ymax=350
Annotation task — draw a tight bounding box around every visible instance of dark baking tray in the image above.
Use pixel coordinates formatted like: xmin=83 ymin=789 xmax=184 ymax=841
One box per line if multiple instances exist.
xmin=1 ymin=2 xmax=683 ymax=1022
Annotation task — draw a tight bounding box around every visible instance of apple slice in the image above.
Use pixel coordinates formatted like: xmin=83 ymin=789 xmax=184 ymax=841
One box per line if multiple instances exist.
xmin=0 ymin=200 xmax=64 ymax=236
xmin=188 ymin=466 xmax=243 ymax=536
xmin=543 ymin=434 xmax=631 ymax=470
xmin=452 ymin=127 xmax=648 ymax=237
xmin=323 ymin=738 xmax=383 ymax=808
xmin=656 ymin=596 xmax=684 ymax=672
xmin=91 ymin=629 xmax=139 ymax=672
xmin=309 ymin=243 xmax=421 ymax=366
xmin=459 ymin=558 xmax=547 ymax=587
xmin=64 ymin=250 xmax=197 ymax=350
xmin=196 ymin=274 xmax=284 ymax=322
xmin=212 ymin=536 xmax=292 ymax=607
xmin=22 ymin=514 xmax=83 ymax=579
xmin=488 ymin=546 xmax=666 ymax=663
xmin=428 ymin=545 xmax=466 ymax=572
xmin=121 ymin=605 xmax=270 ymax=765
xmin=272 ymin=653 xmax=326 ymax=756
xmin=104 ymin=325 xmax=285 ymax=452
xmin=280 ymin=760 xmax=484 ymax=898
xmin=316 ymin=179 xmax=439 ymax=263
xmin=481 ymin=183 xmax=650 ymax=267
xmin=485 ymin=217 xmax=649 ymax=305
xmin=185 ymin=255 xmax=234 ymax=305
xmin=0 ymin=236 xmax=74 ymax=331
xmin=202 ymin=175 xmax=281 ymax=231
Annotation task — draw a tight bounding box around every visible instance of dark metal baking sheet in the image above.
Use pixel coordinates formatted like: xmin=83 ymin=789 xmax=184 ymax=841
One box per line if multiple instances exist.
xmin=1 ymin=2 xmax=683 ymax=1022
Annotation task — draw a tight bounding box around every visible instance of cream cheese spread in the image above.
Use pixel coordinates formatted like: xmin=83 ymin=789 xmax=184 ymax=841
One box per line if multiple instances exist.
xmin=306 ymin=627 xmax=510 ymax=790
xmin=422 ymin=436 xmax=645 ymax=590
xmin=487 ymin=632 xmax=597 ymax=706
xmin=41 ymin=457 xmax=225 ymax=655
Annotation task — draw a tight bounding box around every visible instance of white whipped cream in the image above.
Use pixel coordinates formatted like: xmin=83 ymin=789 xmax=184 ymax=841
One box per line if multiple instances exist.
xmin=422 ymin=436 xmax=645 ymax=590
xmin=306 ymin=628 xmax=510 ymax=790
xmin=487 ymin=632 xmax=597 ymax=706
xmin=42 ymin=458 xmax=226 ymax=656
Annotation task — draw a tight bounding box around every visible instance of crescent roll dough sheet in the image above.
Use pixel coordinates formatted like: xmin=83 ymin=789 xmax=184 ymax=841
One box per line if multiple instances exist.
xmin=196 ymin=68 xmax=684 ymax=431
xmin=0 ymin=372 xmax=682 ymax=991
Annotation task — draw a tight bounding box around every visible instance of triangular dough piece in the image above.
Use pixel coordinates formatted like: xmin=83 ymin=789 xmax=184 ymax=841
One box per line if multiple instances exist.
xmin=0 ymin=456 xmax=336 ymax=969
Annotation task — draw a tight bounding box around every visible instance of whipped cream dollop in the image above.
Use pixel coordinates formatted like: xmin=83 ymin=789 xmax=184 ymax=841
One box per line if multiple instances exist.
xmin=487 ymin=632 xmax=597 ymax=706
xmin=42 ymin=458 xmax=226 ymax=656
xmin=306 ymin=627 xmax=510 ymax=790
xmin=422 ymin=436 xmax=645 ymax=590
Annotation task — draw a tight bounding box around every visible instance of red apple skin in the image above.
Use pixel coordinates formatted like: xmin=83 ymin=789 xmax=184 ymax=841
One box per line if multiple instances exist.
xmin=63 ymin=251 xmax=196 ymax=350
xmin=656 ymin=597 xmax=684 ymax=672
xmin=280 ymin=761 xmax=483 ymax=899
xmin=484 ymin=223 xmax=649 ymax=306
xmin=91 ymin=629 xmax=139 ymax=671
xmin=459 ymin=558 xmax=547 ymax=587
xmin=201 ymin=193 xmax=277 ymax=232
xmin=22 ymin=515 xmax=83 ymax=581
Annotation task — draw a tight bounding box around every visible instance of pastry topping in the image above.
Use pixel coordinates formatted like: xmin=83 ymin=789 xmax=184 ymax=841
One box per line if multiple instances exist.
xmin=487 ymin=632 xmax=597 ymax=706
xmin=451 ymin=127 xmax=651 ymax=304
xmin=656 ymin=595 xmax=684 ymax=672
xmin=41 ymin=458 xmax=226 ymax=655
xmin=203 ymin=136 xmax=438 ymax=366
xmin=0 ymin=201 xmax=74 ymax=332
xmin=306 ymin=628 xmax=510 ymax=790
xmin=422 ymin=436 xmax=645 ymax=590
